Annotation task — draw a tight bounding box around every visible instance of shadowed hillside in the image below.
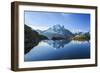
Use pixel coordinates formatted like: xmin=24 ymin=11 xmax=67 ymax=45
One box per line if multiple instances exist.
xmin=24 ymin=24 xmax=48 ymax=54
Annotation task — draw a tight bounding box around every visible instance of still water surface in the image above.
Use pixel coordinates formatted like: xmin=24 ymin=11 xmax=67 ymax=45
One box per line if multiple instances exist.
xmin=24 ymin=40 xmax=90 ymax=61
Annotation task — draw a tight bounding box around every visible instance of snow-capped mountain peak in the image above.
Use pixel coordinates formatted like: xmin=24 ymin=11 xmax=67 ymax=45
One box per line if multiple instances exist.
xmin=37 ymin=24 xmax=73 ymax=39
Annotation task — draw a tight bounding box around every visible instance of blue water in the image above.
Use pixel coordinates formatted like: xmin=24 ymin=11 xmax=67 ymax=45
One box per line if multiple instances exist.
xmin=24 ymin=40 xmax=90 ymax=61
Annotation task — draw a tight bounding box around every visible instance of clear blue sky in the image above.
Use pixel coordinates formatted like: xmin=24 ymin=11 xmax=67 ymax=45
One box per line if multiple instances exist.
xmin=24 ymin=11 xmax=90 ymax=33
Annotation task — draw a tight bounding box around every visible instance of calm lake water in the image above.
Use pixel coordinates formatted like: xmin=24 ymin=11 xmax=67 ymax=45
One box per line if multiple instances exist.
xmin=24 ymin=40 xmax=90 ymax=61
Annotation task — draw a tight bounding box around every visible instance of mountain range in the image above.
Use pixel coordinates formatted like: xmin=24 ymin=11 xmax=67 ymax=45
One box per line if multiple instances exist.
xmin=25 ymin=24 xmax=90 ymax=54
xmin=36 ymin=24 xmax=74 ymax=39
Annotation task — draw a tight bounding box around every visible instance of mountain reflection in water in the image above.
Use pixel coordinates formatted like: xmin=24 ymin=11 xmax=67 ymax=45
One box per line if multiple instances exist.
xmin=25 ymin=40 xmax=71 ymax=54
xmin=24 ymin=40 xmax=90 ymax=61
xmin=43 ymin=40 xmax=71 ymax=49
